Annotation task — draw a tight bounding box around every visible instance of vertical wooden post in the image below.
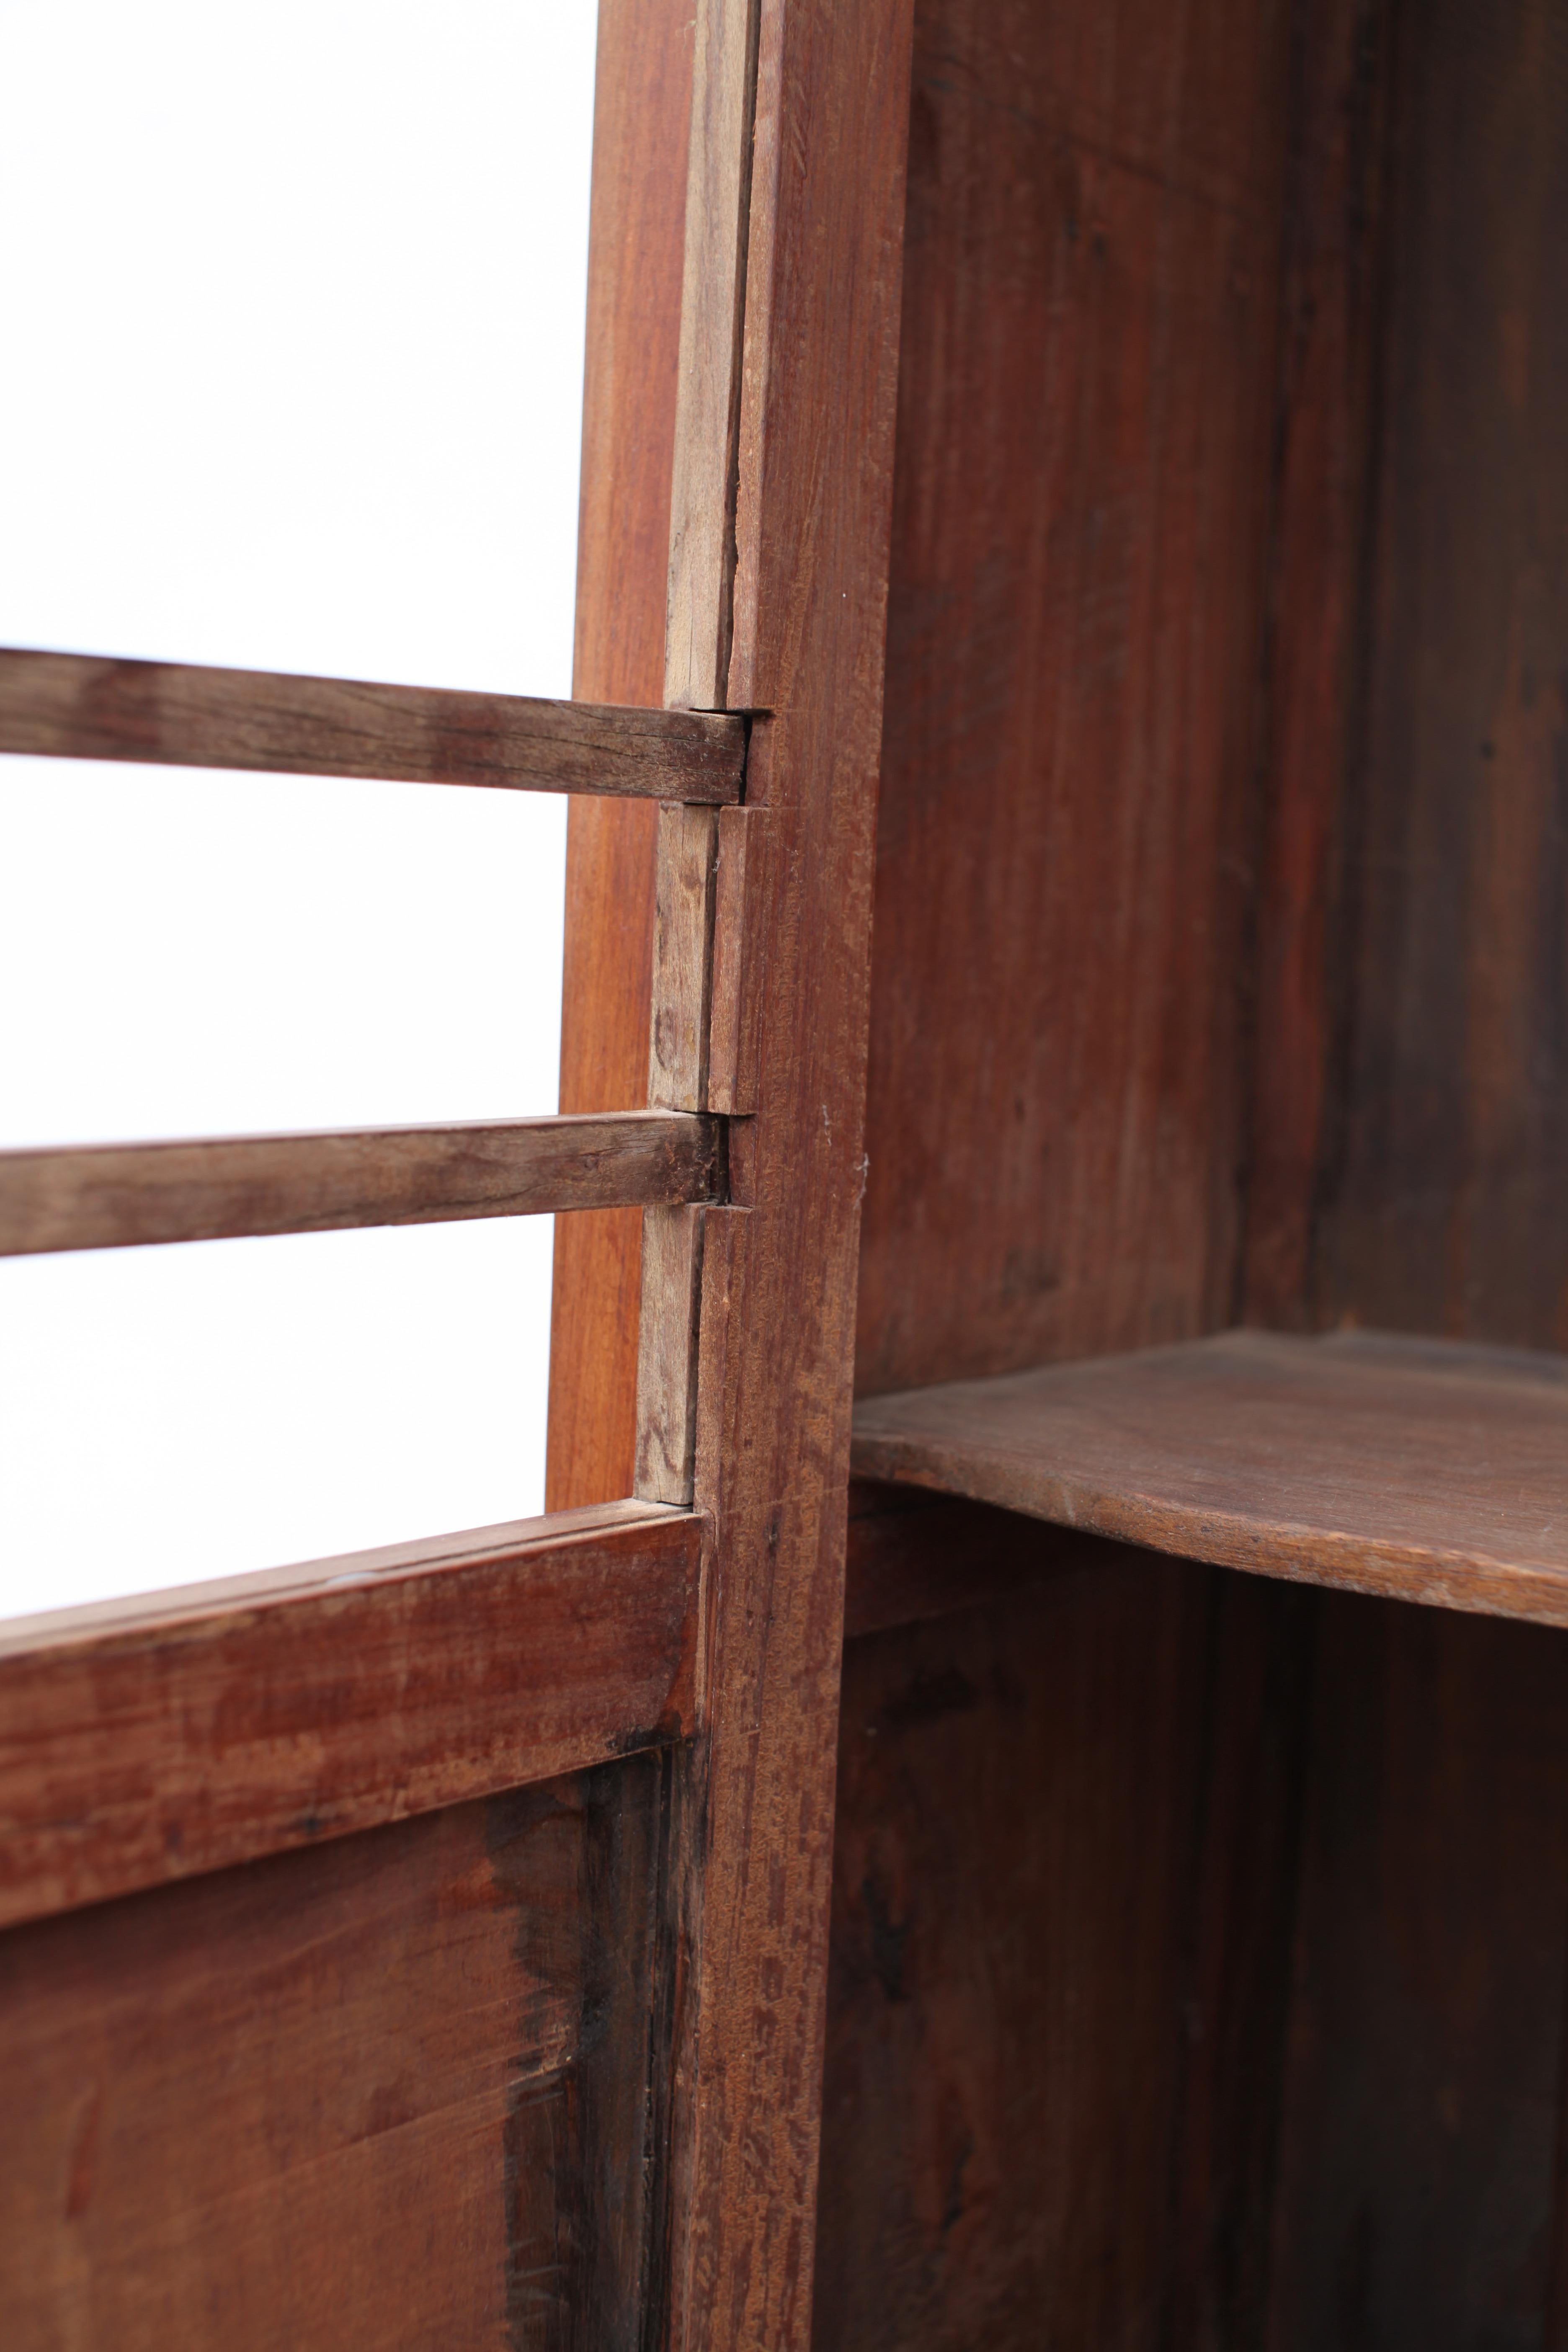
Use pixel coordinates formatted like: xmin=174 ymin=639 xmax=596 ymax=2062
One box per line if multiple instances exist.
xmin=662 ymin=0 xmax=916 ymax=2343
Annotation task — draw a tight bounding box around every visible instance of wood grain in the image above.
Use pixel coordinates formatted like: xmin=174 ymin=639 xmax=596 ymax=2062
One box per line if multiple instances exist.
xmin=647 ymin=804 xmax=720 ymax=1111
xmin=663 ymin=2 xmax=916 ymax=2344
xmin=635 ymin=1204 xmax=707 ymax=1506
xmin=0 ymin=645 xmax=745 ymax=800
xmin=0 ymin=1765 xmax=669 ymax=2350
xmin=664 ymin=0 xmax=761 ymax=709
xmin=547 ymin=0 xmax=695 ymax=1513
xmin=707 ymin=804 xmax=763 ymax=1116
xmin=853 ymin=0 xmax=1293 ymax=1395
xmin=0 ymin=1108 xmax=720 ymax=1256
xmin=0 ymin=1501 xmax=699 ymax=1929
xmin=853 ymin=1329 xmax=1568 ymax=1626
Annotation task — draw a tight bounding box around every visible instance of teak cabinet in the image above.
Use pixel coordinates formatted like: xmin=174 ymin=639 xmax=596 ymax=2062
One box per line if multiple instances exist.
xmin=2 ymin=0 xmax=1566 ymax=2345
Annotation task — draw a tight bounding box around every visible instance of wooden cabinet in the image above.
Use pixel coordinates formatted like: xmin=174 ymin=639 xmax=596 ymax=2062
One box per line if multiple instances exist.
xmin=3 ymin=0 xmax=1566 ymax=2344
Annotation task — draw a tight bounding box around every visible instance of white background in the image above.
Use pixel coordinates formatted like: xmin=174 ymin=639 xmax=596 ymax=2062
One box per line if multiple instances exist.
xmin=0 ymin=0 xmax=595 ymax=1616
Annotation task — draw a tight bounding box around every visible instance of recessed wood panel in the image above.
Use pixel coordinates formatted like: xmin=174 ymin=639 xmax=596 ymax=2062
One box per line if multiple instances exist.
xmin=0 ymin=1763 xmax=668 ymax=2352
xmin=855 ymin=0 xmax=1293 ymax=1393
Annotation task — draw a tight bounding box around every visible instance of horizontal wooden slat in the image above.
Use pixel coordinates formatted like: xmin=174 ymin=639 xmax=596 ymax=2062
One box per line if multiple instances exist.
xmin=852 ymin=1330 xmax=1568 ymax=1627
xmin=0 ymin=645 xmax=746 ymax=801
xmin=0 ymin=1499 xmax=700 ymax=1929
xmin=0 ymin=1107 xmax=722 ymax=1255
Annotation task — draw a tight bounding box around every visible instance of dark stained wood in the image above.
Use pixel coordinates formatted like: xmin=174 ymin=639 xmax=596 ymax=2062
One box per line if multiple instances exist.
xmin=842 ymin=1481 xmax=1081 ymax=1641
xmin=0 ymin=645 xmax=745 ymax=801
xmin=0 ymin=1764 xmax=670 ymax=2351
xmin=1267 ymin=1592 xmax=1568 ymax=2351
xmin=0 ymin=1108 xmax=721 ymax=1256
xmin=547 ymin=0 xmax=694 ymax=1513
xmin=0 ymin=1501 xmax=699 ymax=1929
xmin=1314 ymin=0 xmax=1568 ymax=1349
xmin=854 ymin=0 xmax=1294 ymax=1397
xmin=815 ymin=1549 xmax=1214 ymax=2349
xmin=661 ymin=1 xmax=916 ymax=2343
xmin=1242 ymin=0 xmax=1393 ymax=1325
xmin=853 ymin=1329 xmax=1568 ymax=1626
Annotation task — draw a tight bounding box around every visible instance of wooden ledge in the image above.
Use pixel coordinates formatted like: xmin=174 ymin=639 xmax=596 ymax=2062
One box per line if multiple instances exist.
xmin=0 ymin=1500 xmax=701 ymax=1930
xmin=0 ymin=647 xmax=746 ymax=801
xmin=851 ymin=1330 xmax=1568 ymax=1627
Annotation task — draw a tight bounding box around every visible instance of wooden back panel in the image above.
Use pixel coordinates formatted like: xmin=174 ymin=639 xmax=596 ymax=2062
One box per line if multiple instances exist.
xmin=853 ymin=0 xmax=1292 ymax=1395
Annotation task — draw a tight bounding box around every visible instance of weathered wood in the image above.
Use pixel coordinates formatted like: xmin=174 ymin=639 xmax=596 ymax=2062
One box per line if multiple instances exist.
xmin=853 ymin=0 xmax=1292 ymax=1395
xmin=662 ymin=1 xmax=916 ymax=2344
xmin=0 ymin=645 xmax=745 ymax=801
xmin=547 ymin=0 xmax=695 ymax=1513
xmin=0 ymin=1501 xmax=699 ymax=1929
xmin=635 ymin=1205 xmax=707 ymax=1507
xmin=647 ymin=804 xmax=720 ymax=1112
xmin=0 ymin=1108 xmax=721 ymax=1256
xmin=707 ymin=804 xmax=763 ymax=1116
xmin=853 ymin=1329 xmax=1568 ymax=1626
xmin=0 ymin=1766 xmax=669 ymax=2351
xmin=664 ymin=0 xmax=761 ymax=709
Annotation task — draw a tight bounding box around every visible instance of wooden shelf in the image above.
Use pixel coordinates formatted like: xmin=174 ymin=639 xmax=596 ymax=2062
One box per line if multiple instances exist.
xmin=851 ymin=1331 xmax=1568 ymax=1626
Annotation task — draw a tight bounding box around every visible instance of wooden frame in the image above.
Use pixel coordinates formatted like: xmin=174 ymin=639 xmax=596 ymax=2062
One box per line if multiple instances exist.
xmin=1 ymin=3 xmax=914 ymax=2343
xmin=11 ymin=0 xmax=1560 ymax=2341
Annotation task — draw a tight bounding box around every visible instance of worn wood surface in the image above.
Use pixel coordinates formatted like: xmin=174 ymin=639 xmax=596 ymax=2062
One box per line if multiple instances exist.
xmin=635 ymin=1205 xmax=707 ymax=1507
xmin=0 ymin=1108 xmax=720 ymax=1256
xmin=1268 ymin=1591 xmax=1568 ymax=2352
xmin=547 ymin=0 xmax=694 ymax=1512
xmin=0 ymin=1501 xmax=699 ymax=1930
xmin=853 ymin=0 xmax=1293 ymax=1395
xmin=647 ymin=805 xmax=720 ymax=1112
xmin=853 ymin=1329 xmax=1568 ymax=1625
xmin=0 ymin=1764 xmax=670 ymax=2351
xmin=664 ymin=0 xmax=760 ymax=709
xmin=0 ymin=645 xmax=745 ymax=801
xmin=1313 ymin=0 xmax=1568 ymax=1350
xmin=660 ymin=0 xmax=916 ymax=2344
xmin=707 ymin=805 xmax=763 ymax=1117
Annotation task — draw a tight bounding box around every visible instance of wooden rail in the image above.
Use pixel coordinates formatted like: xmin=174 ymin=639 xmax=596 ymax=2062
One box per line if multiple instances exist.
xmin=0 ymin=1109 xmax=722 ymax=1255
xmin=0 ymin=647 xmax=746 ymax=802
xmin=0 ymin=1499 xmax=701 ymax=1929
